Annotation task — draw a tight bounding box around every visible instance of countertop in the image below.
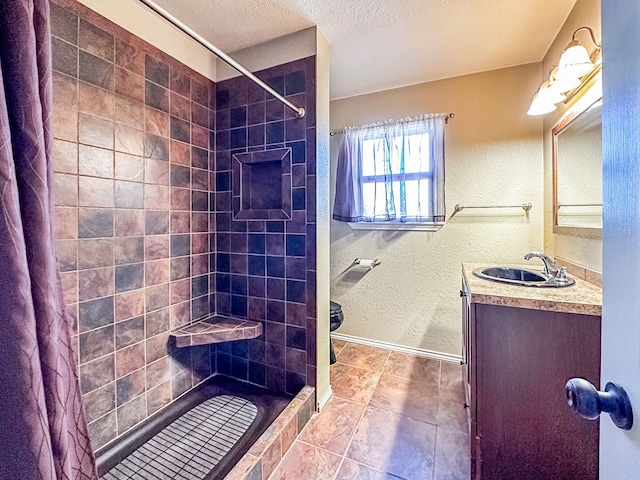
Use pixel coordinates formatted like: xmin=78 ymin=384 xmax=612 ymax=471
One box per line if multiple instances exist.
xmin=462 ymin=263 xmax=602 ymax=316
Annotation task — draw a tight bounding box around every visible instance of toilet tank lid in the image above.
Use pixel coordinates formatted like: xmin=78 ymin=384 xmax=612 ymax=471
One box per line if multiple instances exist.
xmin=330 ymin=301 xmax=342 ymax=313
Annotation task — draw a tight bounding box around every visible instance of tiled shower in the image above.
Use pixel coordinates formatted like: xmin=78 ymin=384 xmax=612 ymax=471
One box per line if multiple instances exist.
xmin=213 ymin=58 xmax=316 ymax=396
xmin=50 ymin=0 xmax=317 ymax=452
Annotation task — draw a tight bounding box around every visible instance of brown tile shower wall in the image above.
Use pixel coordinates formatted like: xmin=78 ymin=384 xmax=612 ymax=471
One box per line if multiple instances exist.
xmin=50 ymin=0 xmax=216 ymax=450
xmin=213 ymin=58 xmax=317 ymax=396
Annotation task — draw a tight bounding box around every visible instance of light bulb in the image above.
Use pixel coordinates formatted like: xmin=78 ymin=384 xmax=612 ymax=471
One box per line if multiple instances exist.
xmin=556 ymin=41 xmax=594 ymax=80
xmin=549 ymin=66 xmax=582 ymax=94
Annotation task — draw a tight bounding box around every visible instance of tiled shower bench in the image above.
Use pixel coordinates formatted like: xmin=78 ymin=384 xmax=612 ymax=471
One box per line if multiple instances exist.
xmin=170 ymin=315 xmax=263 ymax=347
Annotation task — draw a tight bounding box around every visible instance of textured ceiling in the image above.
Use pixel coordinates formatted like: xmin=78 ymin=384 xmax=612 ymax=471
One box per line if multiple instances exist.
xmin=149 ymin=0 xmax=577 ymax=99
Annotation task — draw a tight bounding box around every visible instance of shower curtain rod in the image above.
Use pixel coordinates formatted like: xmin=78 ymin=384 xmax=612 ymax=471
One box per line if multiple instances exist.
xmin=137 ymin=0 xmax=306 ymax=118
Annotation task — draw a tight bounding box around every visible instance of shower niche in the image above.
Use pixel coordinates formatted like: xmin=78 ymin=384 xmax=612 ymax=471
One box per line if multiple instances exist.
xmin=232 ymin=147 xmax=292 ymax=220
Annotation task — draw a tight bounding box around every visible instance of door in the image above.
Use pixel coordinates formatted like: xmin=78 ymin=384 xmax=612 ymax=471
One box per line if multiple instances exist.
xmin=600 ymin=1 xmax=640 ymax=477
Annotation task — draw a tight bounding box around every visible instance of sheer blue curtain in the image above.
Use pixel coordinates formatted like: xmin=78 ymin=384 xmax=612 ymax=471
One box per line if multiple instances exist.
xmin=333 ymin=114 xmax=447 ymax=223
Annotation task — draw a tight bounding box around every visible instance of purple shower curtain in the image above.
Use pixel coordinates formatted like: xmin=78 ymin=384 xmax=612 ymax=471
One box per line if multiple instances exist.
xmin=0 ymin=1 xmax=97 ymax=478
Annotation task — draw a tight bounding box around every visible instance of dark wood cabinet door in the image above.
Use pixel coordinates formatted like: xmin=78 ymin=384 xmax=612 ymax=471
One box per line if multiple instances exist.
xmin=474 ymin=304 xmax=600 ymax=480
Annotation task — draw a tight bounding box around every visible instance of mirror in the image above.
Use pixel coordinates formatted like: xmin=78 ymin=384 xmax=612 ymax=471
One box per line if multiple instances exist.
xmin=553 ymin=92 xmax=602 ymax=234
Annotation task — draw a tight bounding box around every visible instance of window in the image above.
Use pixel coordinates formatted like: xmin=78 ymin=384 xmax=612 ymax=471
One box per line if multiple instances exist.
xmin=333 ymin=114 xmax=446 ymax=229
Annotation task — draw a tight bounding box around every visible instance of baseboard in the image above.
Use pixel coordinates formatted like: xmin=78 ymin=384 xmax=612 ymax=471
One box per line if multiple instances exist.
xmin=331 ymin=332 xmax=463 ymax=364
xmin=316 ymin=386 xmax=332 ymax=412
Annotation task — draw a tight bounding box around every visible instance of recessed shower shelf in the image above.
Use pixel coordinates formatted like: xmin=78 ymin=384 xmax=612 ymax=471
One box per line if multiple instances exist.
xmin=170 ymin=315 xmax=263 ymax=347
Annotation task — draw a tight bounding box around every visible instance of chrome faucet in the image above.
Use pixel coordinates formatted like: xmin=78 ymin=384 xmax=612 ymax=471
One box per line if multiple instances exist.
xmin=523 ymin=252 xmax=559 ymax=277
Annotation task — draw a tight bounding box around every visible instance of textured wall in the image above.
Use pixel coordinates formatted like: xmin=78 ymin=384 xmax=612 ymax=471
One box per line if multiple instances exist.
xmin=329 ymin=64 xmax=544 ymax=357
xmin=212 ymin=57 xmax=317 ymax=396
xmin=50 ymin=0 xmax=217 ymax=449
xmin=542 ymin=0 xmax=602 ymax=272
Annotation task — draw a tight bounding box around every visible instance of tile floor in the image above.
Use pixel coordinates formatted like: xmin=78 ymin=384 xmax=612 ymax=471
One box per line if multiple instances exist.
xmin=268 ymin=340 xmax=470 ymax=480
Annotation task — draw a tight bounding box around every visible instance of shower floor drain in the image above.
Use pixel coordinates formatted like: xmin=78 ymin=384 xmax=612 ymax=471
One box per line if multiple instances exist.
xmin=101 ymin=395 xmax=258 ymax=480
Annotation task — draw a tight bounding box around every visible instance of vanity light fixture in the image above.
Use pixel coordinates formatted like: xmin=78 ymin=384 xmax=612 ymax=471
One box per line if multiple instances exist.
xmin=527 ymin=80 xmax=565 ymax=115
xmin=548 ymin=65 xmax=582 ymax=96
xmin=527 ymin=26 xmax=602 ymax=116
xmin=556 ymin=27 xmax=602 ymax=80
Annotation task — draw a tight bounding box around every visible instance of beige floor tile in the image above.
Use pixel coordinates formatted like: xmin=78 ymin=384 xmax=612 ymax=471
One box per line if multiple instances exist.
xmin=440 ymin=361 xmax=464 ymax=391
xmin=336 ymin=343 xmax=390 ymax=372
xmin=437 ymin=362 xmax=469 ymax=433
xmin=269 ymin=440 xmax=342 ymax=480
xmin=335 ymin=458 xmax=405 ymax=479
xmin=369 ymin=374 xmax=438 ymax=424
xmin=330 ymin=362 xmax=381 ymax=405
xmin=434 ymin=427 xmax=470 ymax=480
xmin=299 ymin=396 xmax=365 ymax=455
xmin=305 ymin=351 xmax=472 ymax=480
xmin=347 ymin=406 xmax=436 ymax=480
xmin=383 ymin=352 xmax=441 ymax=384
xmin=332 ymin=338 xmax=347 ymax=356
xmin=437 ymin=387 xmax=469 ymax=433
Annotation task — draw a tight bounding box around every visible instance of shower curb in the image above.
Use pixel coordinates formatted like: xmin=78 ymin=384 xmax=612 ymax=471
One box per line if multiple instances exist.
xmin=224 ymin=386 xmax=315 ymax=480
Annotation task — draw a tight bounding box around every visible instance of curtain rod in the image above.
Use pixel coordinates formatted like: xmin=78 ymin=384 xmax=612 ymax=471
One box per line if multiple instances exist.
xmin=137 ymin=0 xmax=306 ymax=118
xmin=329 ymin=112 xmax=455 ymax=135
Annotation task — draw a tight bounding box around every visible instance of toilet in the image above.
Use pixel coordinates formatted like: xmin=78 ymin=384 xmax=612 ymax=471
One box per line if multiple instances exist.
xmin=329 ymin=301 xmax=344 ymax=364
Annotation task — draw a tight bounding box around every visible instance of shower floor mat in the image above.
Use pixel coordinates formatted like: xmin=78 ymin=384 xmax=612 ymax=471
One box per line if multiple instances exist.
xmin=101 ymin=395 xmax=257 ymax=479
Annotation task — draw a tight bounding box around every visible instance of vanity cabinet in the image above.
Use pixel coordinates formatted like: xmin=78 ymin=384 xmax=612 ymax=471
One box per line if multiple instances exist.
xmin=462 ymin=269 xmax=601 ymax=480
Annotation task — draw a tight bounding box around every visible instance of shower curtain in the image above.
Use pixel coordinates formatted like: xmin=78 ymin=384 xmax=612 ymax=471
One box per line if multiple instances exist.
xmin=0 ymin=1 xmax=97 ymax=478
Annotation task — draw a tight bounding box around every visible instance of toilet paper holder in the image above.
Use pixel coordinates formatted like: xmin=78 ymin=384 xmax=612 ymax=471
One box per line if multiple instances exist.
xmin=352 ymin=258 xmax=381 ymax=269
